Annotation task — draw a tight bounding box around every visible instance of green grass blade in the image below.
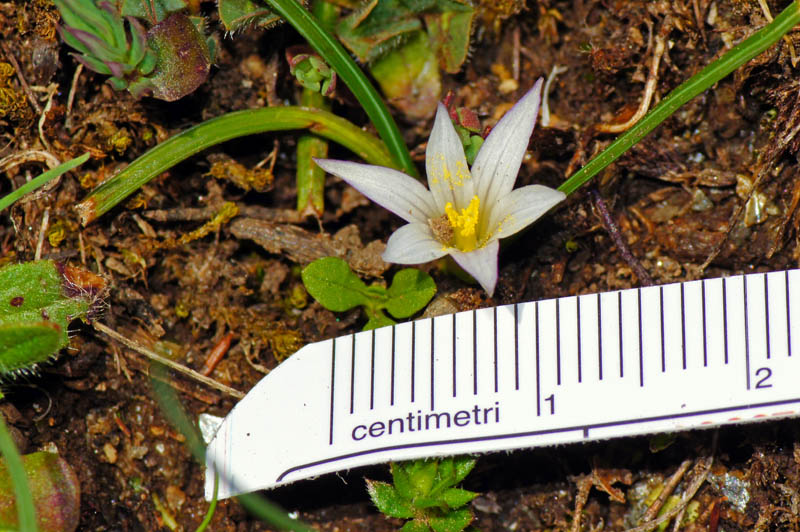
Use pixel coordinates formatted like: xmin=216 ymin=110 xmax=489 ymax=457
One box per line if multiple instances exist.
xmin=149 ymin=364 xmax=316 ymax=532
xmin=0 ymin=416 xmax=37 ymax=531
xmin=558 ymin=1 xmax=800 ymax=196
xmin=0 ymin=153 xmax=90 ymax=214
xmin=261 ymin=0 xmax=418 ymax=177
xmin=76 ymin=106 xmax=395 ymax=225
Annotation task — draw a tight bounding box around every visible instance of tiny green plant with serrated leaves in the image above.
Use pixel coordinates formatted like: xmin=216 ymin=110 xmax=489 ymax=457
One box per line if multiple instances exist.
xmin=301 ymin=257 xmax=435 ymax=330
xmin=366 ymin=456 xmax=479 ymax=532
xmin=0 ymin=261 xmax=106 ymax=393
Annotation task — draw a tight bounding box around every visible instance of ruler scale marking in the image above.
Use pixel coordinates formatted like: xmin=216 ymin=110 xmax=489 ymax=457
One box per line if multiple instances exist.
xmin=452 ymin=313 xmax=457 ymax=398
xmin=618 ymin=291 xmax=623 ymax=379
xmin=577 ymin=296 xmax=582 ymax=383
xmin=514 ymin=304 xmax=520 ymax=390
xmin=744 ymin=276 xmax=751 ymax=390
xmin=390 ymin=326 xmax=396 ymax=406
xmin=556 ymin=298 xmax=562 ymax=385
xmin=535 ymin=301 xmax=541 ymax=417
xmin=637 ymin=287 xmax=644 ymax=387
xmin=493 ymin=307 xmax=499 ymax=394
xmin=681 ymin=282 xmax=687 ymax=370
xmin=660 ymin=286 xmax=666 ymax=372
xmin=723 ymin=277 xmax=729 ymax=364
xmin=702 ymin=279 xmax=708 ymax=367
xmin=472 ymin=310 xmax=477 ymax=395
xmin=329 ymin=340 xmax=336 ymax=445
xmin=206 ymin=269 xmax=800 ymax=500
xmin=430 ymin=318 xmax=435 ymax=411
xmin=411 ymin=321 xmax=416 ymax=403
xmin=765 ymin=273 xmax=771 ymax=359
xmin=598 ymin=293 xmax=603 ymax=381
xmin=787 ymin=270 xmax=792 ymax=358
xmin=370 ymin=330 xmax=375 ymax=410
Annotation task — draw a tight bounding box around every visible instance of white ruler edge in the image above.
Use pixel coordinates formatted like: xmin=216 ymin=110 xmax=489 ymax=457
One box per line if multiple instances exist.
xmin=205 ymin=269 xmax=800 ymax=500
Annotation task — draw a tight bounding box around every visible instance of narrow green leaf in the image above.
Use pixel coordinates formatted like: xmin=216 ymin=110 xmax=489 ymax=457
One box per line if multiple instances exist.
xmin=559 ymin=1 xmax=800 ymax=196
xmin=366 ymin=480 xmax=416 ymax=519
xmin=391 ymin=461 xmax=416 ymax=500
xmin=0 ymin=153 xmax=89 ymax=214
xmin=301 ymin=257 xmax=370 ymax=312
xmin=76 ymin=107 xmax=394 ymax=225
xmin=385 ymin=268 xmax=436 ymax=318
xmin=0 ymin=418 xmax=36 ymax=532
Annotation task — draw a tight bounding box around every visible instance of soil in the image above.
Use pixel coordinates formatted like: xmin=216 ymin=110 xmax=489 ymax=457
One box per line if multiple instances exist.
xmin=3 ymin=0 xmax=800 ymax=530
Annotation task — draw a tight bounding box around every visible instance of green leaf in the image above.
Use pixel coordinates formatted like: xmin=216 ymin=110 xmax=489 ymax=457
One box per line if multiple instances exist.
xmin=218 ymin=0 xmax=280 ymax=32
xmin=301 ymin=257 xmax=371 ymax=312
xmin=440 ymin=488 xmax=478 ymax=510
xmin=429 ymin=508 xmax=474 ymax=532
xmin=369 ymin=29 xmax=441 ymax=120
xmin=451 ymin=456 xmax=476 ymax=484
xmin=363 ymin=311 xmax=396 ymax=331
xmin=141 ymin=13 xmax=211 ymax=101
xmin=366 ymin=480 xmax=415 ymax=519
xmin=407 ymin=460 xmax=438 ymax=498
xmin=385 ymin=268 xmax=436 ymax=318
xmin=119 ymin=0 xmax=188 ymax=22
xmin=0 ymin=322 xmax=62 ymax=375
xmin=400 ymin=520 xmax=431 ymax=532
xmin=0 ymin=260 xmax=105 ymax=377
xmin=391 ymin=461 xmax=416 ymax=500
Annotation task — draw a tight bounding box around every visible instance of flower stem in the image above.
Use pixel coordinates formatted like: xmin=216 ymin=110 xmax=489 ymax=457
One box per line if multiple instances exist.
xmin=263 ymin=0 xmax=418 ymax=177
xmin=558 ymin=1 xmax=800 ymax=196
xmin=76 ymin=106 xmax=395 ymax=225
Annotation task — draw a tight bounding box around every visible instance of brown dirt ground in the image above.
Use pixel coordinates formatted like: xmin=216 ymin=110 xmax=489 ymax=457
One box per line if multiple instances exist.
xmin=3 ymin=0 xmax=800 ymax=530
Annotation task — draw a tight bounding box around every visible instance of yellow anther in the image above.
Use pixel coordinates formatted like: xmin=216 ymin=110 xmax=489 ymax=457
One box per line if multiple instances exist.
xmin=444 ymin=196 xmax=480 ymax=251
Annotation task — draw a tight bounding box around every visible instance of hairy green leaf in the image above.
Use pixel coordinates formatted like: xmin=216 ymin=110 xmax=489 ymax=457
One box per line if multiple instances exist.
xmin=218 ymin=0 xmax=279 ymax=32
xmin=366 ymin=480 xmax=415 ymax=518
xmin=440 ymin=488 xmax=478 ymax=510
xmin=429 ymin=507 xmax=473 ymax=532
xmin=401 ymin=520 xmax=431 ymax=532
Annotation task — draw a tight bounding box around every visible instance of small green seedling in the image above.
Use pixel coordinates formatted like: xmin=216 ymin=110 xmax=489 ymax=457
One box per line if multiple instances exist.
xmin=366 ymin=456 xmax=479 ymax=532
xmin=54 ymin=0 xmax=213 ymax=100
xmin=0 ymin=261 xmax=106 ymax=388
xmin=301 ymin=257 xmax=436 ymax=330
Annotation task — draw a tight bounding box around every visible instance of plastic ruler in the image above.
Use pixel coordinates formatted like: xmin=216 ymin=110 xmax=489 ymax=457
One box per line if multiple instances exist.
xmin=204 ymin=269 xmax=800 ymax=500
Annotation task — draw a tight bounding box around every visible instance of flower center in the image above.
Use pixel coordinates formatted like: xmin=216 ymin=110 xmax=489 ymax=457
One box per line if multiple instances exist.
xmin=444 ymin=196 xmax=480 ymax=252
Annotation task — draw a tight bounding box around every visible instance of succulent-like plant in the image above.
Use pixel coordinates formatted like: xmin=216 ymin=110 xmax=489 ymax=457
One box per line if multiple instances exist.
xmin=54 ymin=0 xmax=212 ymax=101
xmin=366 ymin=457 xmax=479 ymax=532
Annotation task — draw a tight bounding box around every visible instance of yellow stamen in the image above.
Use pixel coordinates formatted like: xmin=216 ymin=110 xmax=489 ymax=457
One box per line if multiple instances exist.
xmin=444 ymin=196 xmax=481 ymax=252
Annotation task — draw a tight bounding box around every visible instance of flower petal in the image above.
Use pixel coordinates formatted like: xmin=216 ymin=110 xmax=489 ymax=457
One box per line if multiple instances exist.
xmin=449 ymin=240 xmax=500 ymax=296
xmin=382 ymin=223 xmax=448 ymax=264
xmin=426 ymin=103 xmax=474 ymax=211
xmin=487 ymin=185 xmax=565 ymax=240
xmin=314 ymin=159 xmax=438 ymax=224
xmin=471 ymin=79 xmax=544 ymax=210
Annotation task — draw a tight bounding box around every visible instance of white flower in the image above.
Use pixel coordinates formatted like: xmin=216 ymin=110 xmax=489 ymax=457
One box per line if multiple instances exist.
xmin=314 ymin=79 xmax=566 ymax=296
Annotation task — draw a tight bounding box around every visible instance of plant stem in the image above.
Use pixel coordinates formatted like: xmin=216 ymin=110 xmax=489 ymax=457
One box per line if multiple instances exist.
xmin=261 ymin=0 xmax=418 ymax=177
xmin=0 ymin=153 xmax=89 ymax=214
xmin=295 ymin=0 xmax=338 ymax=216
xmin=558 ymin=1 xmax=800 ymax=196
xmin=76 ymin=106 xmax=395 ymax=225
